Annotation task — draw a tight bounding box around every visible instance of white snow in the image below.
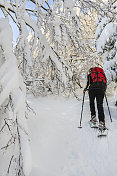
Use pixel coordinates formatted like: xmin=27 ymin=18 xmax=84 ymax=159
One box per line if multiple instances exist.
xmin=64 ymin=0 xmax=75 ymax=9
xmin=27 ymin=94 xmax=117 ymax=176
xmin=96 ymin=22 xmax=116 ymax=54
xmin=95 ymin=17 xmax=108 ymax=40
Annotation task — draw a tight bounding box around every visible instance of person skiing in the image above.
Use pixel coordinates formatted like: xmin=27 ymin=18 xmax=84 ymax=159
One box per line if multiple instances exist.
xmin=83 ymin=67 xmax=107 ymax=130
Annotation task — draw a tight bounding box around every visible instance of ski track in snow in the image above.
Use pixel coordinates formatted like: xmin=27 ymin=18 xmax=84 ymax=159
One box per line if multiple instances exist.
xmin=28 ymin=95 xmax=117 ymax=176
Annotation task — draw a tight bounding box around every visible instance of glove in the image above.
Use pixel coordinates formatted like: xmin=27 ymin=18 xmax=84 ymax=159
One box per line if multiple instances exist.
xmin=83 ymin=88 xmax=87 ymax=93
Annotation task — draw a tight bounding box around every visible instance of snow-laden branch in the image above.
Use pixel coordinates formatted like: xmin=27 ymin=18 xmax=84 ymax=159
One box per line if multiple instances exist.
xmin=95 ymin=2 xmax=117 ymax=83
xmin=0 ymin=18 xmax=32 ymax=176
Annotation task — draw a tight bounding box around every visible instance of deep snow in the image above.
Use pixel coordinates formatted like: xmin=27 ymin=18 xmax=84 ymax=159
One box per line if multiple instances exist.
xmin=27 ymin=94 xmax=117 ymax=176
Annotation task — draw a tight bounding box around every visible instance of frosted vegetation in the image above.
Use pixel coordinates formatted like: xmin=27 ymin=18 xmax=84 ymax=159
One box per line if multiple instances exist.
xmin=0 ymin=0 xmax=116 ymax=175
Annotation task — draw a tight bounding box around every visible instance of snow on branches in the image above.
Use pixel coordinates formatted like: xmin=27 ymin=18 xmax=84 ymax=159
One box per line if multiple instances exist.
xmin=0 ymin=19 xmax=32 ymax=176
xmin=0 ymin=0 xmax=102 ymax=97
xmin=95 ymin=1 xmax=117 ymax=82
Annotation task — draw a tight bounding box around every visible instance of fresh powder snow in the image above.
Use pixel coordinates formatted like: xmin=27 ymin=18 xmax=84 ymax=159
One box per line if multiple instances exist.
xmin=27 ymin=94 xmax=117 ymax=176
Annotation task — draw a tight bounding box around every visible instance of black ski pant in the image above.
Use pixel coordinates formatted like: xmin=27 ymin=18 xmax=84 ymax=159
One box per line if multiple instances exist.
xmin=89 ymin=89 xmax=105 ymax=123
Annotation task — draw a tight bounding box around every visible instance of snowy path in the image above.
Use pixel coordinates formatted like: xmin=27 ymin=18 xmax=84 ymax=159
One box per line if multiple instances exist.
xmin=28 ymin=95 xmax=117 ymax=176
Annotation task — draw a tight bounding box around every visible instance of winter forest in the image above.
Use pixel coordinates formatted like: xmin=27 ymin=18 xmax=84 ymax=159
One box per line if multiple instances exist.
xmin=0 ymin=0 xmax=117 ymax=176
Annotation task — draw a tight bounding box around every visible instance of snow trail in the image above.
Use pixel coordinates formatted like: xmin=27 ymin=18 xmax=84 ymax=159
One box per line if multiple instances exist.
xmin=28 ymin=95 xmax=117 ymax=176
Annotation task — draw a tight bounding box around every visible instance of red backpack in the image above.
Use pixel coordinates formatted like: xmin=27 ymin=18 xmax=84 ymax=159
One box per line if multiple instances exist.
xmin=91 ymin=67 xmax=107 ymax=84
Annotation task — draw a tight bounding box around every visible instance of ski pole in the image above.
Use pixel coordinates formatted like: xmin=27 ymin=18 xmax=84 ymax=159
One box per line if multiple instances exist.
xmin=105 ymin=93 xmax=112 ymax=122
xmin=78 ymin=91 xmax=85 ymax=128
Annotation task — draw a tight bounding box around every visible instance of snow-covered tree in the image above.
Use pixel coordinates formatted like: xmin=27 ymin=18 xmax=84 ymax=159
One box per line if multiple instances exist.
xmin=95 ymin=1 xmax=117 ymax=82
xmin=0 ymin=19 xmax=31 ymax=176
xmin=0 ymin=0 xmax=104 ymax=97
xmin=0 ymin=0 xmax=115 ymax=96
xmin=28 ymin=0 xmax=102 ymax=96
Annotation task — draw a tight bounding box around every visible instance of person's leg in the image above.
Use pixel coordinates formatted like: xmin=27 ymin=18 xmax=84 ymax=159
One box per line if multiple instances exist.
xmin=89 ymin=89 xmax=96 ymax=117
xmin=96 ymin=89 xmax=105 ymax=123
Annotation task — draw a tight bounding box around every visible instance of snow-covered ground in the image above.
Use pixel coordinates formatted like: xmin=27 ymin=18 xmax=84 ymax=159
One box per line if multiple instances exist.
xmin=27 ymin=94 xmax=117 ymax=176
